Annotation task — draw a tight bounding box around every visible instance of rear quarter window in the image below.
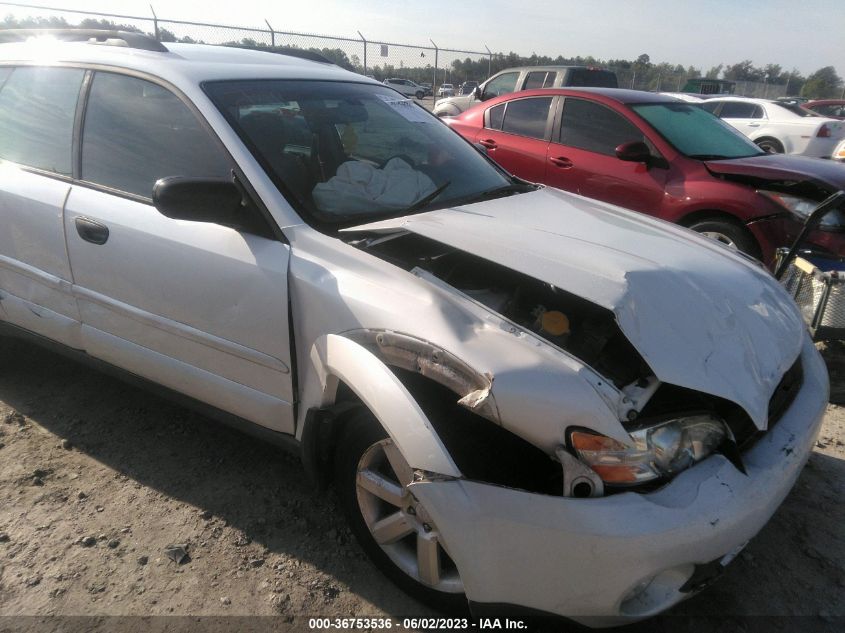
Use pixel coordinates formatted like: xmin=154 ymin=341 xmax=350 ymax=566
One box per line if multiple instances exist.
xmin=565 ymin=69 xmax=618 ymax=88
xmin=487 ymin=103 xmax=506 ymax=130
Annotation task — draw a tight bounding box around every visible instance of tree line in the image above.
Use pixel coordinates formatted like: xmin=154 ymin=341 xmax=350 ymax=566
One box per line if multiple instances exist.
xmin=2 ymin=14 xmax=842 ymax=98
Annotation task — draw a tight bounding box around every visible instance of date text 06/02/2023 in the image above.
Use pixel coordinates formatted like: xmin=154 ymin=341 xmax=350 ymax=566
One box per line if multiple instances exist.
xmin=307 ymin=618 xmax=528 ymax=630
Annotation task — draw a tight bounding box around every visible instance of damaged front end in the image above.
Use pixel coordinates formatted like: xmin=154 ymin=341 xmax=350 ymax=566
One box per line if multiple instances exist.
xmin=345 ymin=223 xmax=803 ymax=499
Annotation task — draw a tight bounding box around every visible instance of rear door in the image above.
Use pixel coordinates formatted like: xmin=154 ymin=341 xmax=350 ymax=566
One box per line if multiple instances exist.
xmin=546 ymin=97 xmax=667 ymax=211
xmin=65 ymin=71 xmax=295 ymax=433
xmin=0 ymin=65 xmax=86 ymax=347
xmin=475 ymin=95 xmax=555 ymax=182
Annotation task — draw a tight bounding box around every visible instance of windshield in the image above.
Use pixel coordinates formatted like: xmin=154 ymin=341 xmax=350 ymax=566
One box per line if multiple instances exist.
xmin=204 ymin=80 xmax=510 ymax=228
xmin=631 ymin=102 xmax=764 ymax=160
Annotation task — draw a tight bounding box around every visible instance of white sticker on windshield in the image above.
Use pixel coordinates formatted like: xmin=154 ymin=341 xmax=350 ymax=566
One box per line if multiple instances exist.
xmin=376 ymin=94 xmax=431 ymax=123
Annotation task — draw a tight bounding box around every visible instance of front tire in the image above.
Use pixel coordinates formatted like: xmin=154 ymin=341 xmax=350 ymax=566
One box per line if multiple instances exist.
xmin=335 ymin=409 xmax=467 ymax=613
xmin=415 ymin=90 xmax=425 ymax=100
xmin=687 ymin=218 xmax=760 ymax=258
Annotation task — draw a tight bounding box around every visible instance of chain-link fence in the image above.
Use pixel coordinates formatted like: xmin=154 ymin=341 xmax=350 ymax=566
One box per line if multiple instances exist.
xmin=0 ymin=2 xmax=798 ymax=100
xmin=0 ymin=2 xmax=494 ymax=98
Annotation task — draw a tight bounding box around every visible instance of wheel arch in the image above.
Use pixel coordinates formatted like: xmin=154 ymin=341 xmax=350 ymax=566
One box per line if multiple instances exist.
xmin=677 ymin=209 xmax=762 ymax=259
xmin=299 ymin=333 xmax=462 ymax=488
xmin=677 ymin=207 xmax=749 ymax=229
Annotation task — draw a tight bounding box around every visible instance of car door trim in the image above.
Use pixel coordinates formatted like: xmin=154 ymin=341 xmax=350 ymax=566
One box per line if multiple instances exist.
xmin=0 ymin=253 xmax=74 ymax=295
xmin=71 ymin=284 xmax=290 ymax=375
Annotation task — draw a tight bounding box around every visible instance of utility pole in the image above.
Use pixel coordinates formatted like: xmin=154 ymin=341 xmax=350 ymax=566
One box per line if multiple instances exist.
xmin=265 ymin=19 xmax=275 ymax=48
xmin=149 ymin=4 xmax=159 ymax=41
xmin=430 ymin=39 xmax=438 ymax=92
xmin=358 ymin=31 xmax=367 ymax=76
xmin=485 ymin=45 xmax=492 ymax=79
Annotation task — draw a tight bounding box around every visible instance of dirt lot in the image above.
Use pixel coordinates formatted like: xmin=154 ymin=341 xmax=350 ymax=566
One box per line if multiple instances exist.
xmin=0 ymin=333 xmax=844 ymax=632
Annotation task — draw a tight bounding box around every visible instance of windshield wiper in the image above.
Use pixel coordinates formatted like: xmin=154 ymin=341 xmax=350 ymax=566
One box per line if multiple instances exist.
xmin=406 ymin=181 xmax=451 ymax=213
xmin=453 ymin=181 xmax=534 ymax=206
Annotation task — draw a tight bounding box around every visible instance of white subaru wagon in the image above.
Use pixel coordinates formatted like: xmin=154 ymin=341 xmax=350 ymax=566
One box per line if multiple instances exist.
xmin=0 ymin=30 xmax=829 ymax=625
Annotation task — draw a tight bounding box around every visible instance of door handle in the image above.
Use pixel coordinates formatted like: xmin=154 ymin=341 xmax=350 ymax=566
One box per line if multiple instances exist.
xmin=75 ymin=217 xmax=110 ymax=245
xmin=478 ymin=138 xmax=498 ymax=149
xmin=549 ymin=156 xmax=573 ymax=168
xmin=748 ymin=123 xmax=761 ymax=127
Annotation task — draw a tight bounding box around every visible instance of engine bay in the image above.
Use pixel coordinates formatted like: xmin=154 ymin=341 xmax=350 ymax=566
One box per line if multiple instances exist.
xmin=352 ymin=231 xmax=652 ymax=388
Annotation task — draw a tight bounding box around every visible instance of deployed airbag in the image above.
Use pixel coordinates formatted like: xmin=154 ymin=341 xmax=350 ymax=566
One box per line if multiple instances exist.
xmin=312 ymin=158 xmax=435 ymax=215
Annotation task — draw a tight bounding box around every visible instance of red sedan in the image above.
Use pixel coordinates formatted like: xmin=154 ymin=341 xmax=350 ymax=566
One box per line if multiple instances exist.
xmin=446 ymin=88 xmax=845 ymax=263
xmin=804 ymin=100 xmax=845 ymax=120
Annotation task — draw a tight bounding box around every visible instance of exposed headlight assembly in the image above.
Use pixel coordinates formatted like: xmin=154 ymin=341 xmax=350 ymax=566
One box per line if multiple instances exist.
xmin=569 ymin=414 xmax=727 ymax=486
xmin=759 ymin=189 xmax=845 ymax=229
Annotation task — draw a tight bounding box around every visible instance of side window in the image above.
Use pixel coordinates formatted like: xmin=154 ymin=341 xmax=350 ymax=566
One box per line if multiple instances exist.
xmin=752 ymin=105 xmax=765 ymax=119
xmin=718 ymin=102 xmax=757 ymax=119
xmin=699 ymin=101 xmax=720 ymax=114
xmin=501 ymin=97 xmax=553 ymax=140
xmin=482 ymin=72 xmax=519 ymax=99
xmin=487 ymin=103 xmax=506 ymax=130
xmin=0 ymin=67 xmax=85 ymax=176
xmin=543 ymin=73 xmax=556 ymax=88
xmin=524 ymin=72 xmax=551 ymax=90
xmin=81 ymin=72 xmax=230 ymax=198
xmin=559 ymin=98 xmax=644 ymax=155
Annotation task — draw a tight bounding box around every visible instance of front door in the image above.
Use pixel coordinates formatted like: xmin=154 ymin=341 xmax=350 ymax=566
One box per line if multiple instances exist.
xmin=64 ymin=71 xmax=295 ymax=432
xmin=546 ymin=97 xmax=667 ymax=213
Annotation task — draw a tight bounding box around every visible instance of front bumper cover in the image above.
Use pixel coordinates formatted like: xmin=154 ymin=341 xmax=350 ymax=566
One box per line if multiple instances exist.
xmin=408 ymin=336 xmax=828 ymax=627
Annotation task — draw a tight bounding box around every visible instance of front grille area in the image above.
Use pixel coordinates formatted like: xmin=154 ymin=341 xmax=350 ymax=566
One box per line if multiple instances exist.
xmin=768 ymin=357 xmax=804 ymax=428
xmin=732 ymin=356 xmax=803 ymax=450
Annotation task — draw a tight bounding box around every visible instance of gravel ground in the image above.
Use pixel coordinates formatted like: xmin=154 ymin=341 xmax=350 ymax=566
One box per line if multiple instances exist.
xmin=0 ymin=334 xmax=843 ymax=632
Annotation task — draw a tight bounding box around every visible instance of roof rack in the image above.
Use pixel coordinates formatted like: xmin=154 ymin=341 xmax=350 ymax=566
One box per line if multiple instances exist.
xmin=0 ymin=29 xmax=169 ymax=53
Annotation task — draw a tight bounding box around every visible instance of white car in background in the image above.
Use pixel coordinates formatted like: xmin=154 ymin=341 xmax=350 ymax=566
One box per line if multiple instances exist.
xmin=701 ymin=97 xmax=845 ymax=157
xmin=834 ymin=138 xmax=845 ymax=162
xmin=437 ymin=83 xmax=455 ymax=97
xmin=383 ymin=77 xmax=427 ymax=99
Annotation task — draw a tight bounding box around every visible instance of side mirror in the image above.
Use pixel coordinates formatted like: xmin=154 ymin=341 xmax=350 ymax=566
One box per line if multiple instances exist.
xmin=153 ymin=176 xmax=244 ymax=227
xmin=474 ymin=86 xmax=483 ymax=100
xmin=615 ymin=141 xmax=652 ymax=163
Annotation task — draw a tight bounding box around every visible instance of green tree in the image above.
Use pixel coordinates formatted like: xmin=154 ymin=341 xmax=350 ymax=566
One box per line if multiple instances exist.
xmin=705 ymin=64 xmax=723 ymax=79
xmin=801 ymin=66 xmax=843 ymax=99
xmin=723 ymin=60 xmax=763 ymax=82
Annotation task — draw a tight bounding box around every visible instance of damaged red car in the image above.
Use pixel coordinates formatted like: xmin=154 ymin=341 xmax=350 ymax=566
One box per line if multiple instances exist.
xmin=446 ymin=88 xmax=845 ymax=264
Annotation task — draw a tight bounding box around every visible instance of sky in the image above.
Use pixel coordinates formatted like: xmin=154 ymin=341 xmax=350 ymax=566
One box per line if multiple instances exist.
xmin=4 ymin=0 xmax=843 ymax=76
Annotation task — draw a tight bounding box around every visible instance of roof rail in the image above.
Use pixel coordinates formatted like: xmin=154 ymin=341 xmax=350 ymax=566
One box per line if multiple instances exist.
xmin=267 ymin=46 xmax=333 ymax=65
xmin=0 ymin=29 xmax=169 ymax=53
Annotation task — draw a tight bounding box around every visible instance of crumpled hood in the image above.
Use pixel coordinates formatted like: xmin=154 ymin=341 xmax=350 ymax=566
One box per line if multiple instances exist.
xmin=705 ymin=153 xmax=845 ymax=191
xmin=346 ymin=187 xmax=806 ymax=429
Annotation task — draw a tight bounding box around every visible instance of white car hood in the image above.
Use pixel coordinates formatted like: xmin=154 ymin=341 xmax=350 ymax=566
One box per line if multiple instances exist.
xmin=347 ymin=187 xmax=806 ymax=429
